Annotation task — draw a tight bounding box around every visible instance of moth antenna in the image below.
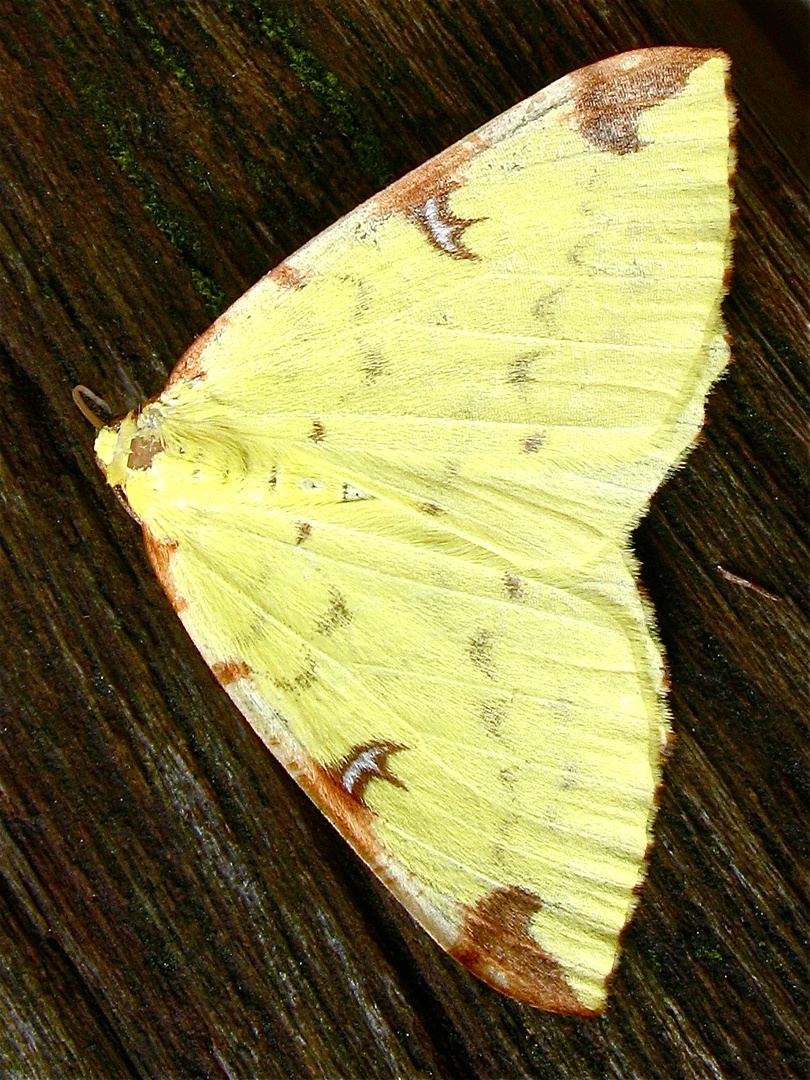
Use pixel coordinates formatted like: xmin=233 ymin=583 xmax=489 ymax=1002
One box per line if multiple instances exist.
xmin=73 ymin=384 xmax=114 ymax=429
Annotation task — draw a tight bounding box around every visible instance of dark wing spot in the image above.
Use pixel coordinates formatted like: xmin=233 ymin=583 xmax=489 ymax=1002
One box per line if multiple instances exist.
xmin=522 ymin=432 xmax=545 ymax=453
xmin=503 ymin=573 xmax=524 ymax=600
xmin=419 ymin=501 xmax=444 ymax=516
xmin=316 ymin=590 xmax=352 ymax=635
xmin=480 ymin=702 xmax=504 ymax=737
xmin=276 ymin=656 xmax=317 ymax=693
xmin=559 ymin=762 xmax=579 ymax=790
xmin=507 ymin=355 xmax=537 ymax=387
xmin=309 ymin=419 xmax=326 ymax=443
xmin=450 ymin=885 xmax=593 ymax=1014
xmin=330 ymin=741 xmax=408 ymax=804
xmin=532 ymin=289 xmax=562 ymax=326
xmin=469 ymin=629 xmax=495 ymax=678
xmin=569 ymin=47 xmax=723 ymax=155
xmin=295 ymin=522 xmax=312 ymax=545
xmin=362 ymin=351 xmax=386 ymax=380
xmin=498 ymin=766 xmax=518 ymax=790
xmin=568 ymin=239 xmax=588 ymax=267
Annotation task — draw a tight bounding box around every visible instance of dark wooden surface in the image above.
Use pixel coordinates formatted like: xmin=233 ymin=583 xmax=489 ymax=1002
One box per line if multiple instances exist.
xmin=1 ymin=2 xmax=807 ymax=1077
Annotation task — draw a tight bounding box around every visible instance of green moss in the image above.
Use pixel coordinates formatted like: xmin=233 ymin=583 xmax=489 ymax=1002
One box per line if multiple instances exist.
xmin=74 ymin=76 xmax=222 ymax=314
xmin=132 ymin=11 xmax=195 ymax=90
xmin=85 ymin=0 xmax=116 ymax=33
xmin=55 ymin=33 xmax=78 ymax=57
xmin=243 ymin=155 xmax=275 ymax=198
xmin=351 ymin=129 xmax=392 ymax=190
xmin=247 ymin=1 xmax=393 ymax=187
xmin=185 ymin=153 xmax=213 ymax=190
xmin=189 ymin=268 xmax=227 ymax=317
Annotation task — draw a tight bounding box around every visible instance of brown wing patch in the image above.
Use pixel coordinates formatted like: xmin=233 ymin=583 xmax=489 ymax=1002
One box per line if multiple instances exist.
xmin=142 ymin=524 xmax=187 ymax=614
xmin=211 ymin=659 xmax=250 ymax=686
xmin=270 ymin=262 xmax=310 ymax=289
xmin=568 ymin=47 xmax=723 ymax=154
xmin=329 ymin=741 xmax=408 ymax=804
xmin=374 ymin=135 xmax=485 ymax=218
xmin=450 ymin=886 xmax=595 ymax=1014
xmin=406 ymin=193 xmax=485 ymax=260
xmin=372 ymin=136 xmax=487 ymax=258
xmin=290 ymin=753 xmax=394 ymax=870
xmin=166 ymin=314 xmax=230 ymax=389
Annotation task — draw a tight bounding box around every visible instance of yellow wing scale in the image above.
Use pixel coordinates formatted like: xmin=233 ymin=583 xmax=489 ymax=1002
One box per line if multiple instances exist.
xmin=94 ymin=48 xmax=733 ymax=1013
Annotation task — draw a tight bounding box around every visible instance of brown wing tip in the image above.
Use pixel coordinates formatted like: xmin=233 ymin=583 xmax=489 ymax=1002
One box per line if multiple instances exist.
xmin=450 ymin=885 xmax=600 ymax=1014
xmin=584 ymin=46 xmax=729 ymax=81
xmin=288 ymin=750 xmax=606 ymax=1013
xmin=568 ymin=47 xmax=729 ymax=155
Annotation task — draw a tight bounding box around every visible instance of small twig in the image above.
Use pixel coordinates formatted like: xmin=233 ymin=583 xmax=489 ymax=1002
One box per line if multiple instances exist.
xmin=717 ymin=565 xmax=782 ymax=602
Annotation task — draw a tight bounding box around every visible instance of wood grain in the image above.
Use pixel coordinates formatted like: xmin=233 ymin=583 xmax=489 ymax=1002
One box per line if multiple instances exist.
xmin=1 ymin=2 xmax=806 ymax=1077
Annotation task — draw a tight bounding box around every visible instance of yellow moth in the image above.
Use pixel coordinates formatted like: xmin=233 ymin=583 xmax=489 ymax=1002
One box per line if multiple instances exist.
xmin=87 ymin=47 xmax=734 ymax=1014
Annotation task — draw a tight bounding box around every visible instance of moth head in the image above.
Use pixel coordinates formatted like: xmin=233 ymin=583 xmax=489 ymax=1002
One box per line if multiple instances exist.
xmin=94 ymin=408 xmax=164 ymax=489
